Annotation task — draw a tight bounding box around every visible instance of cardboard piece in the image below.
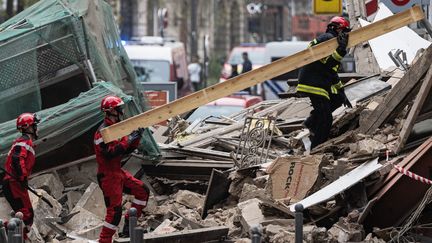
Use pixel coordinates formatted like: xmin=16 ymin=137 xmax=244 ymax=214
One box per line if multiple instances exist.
xmin=266 ymin=155 xmax=322 ymax=202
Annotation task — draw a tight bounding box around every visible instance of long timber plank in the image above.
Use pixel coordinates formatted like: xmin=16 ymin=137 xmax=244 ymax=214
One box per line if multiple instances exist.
xmin=101 ymin=6 xmax=425 ymax=143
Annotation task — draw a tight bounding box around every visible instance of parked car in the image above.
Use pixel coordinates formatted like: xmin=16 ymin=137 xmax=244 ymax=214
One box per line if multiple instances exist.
xmin=187 ymin=95 xmax=262 ymax=122
xmin=124 ymin=36 xmax=192 ymax=97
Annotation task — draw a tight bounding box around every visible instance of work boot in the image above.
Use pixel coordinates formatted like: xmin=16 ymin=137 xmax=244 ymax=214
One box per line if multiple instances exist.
xmin=119 ymin=220 xmax=129 ymax=238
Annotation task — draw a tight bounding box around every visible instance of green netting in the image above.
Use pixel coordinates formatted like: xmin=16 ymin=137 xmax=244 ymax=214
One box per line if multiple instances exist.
xmin=0 ymin=0 xmax=146 ymax=122
xmin=0 ymin=82 xmax=160 ymax=167
xmin=0 ymin=0 xmax=160 ymax=162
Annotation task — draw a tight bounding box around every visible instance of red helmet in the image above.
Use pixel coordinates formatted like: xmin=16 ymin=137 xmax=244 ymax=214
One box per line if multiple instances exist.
xmin=328 ymin=16 xmax=351 ymax=32
xmin=101 ymin=95 xmax=124 ymax=113
xmin=16 ymin=113 xmax=40 ymax=129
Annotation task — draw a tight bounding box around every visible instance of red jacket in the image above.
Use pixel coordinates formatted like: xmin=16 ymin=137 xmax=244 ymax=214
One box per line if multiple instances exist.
xmin=94 ymin=119 xmax=140 ymax=174
xmin=4 ymin=134 xmax=35 ymax=182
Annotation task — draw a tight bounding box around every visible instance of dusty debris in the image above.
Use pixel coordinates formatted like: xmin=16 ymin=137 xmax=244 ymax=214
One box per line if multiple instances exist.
xmin=263 ymin=224 xmax=295 ymax=243
xmin=237 ymin=198 xmax=265 ymax=233
xmin=327 ymin=210 xmax=366 ymax=242
xmin=239 ymin=183 xmax=268 ymax=202
xmin=29 ymin=173 xmax=65 ymax=199
xmin=30 ymin=189 xmax=63 ymax=237
xmin=174 ymin=190 xmax=204 ymax=210
xmin=74 ymin=182 xmax=105 ymax=219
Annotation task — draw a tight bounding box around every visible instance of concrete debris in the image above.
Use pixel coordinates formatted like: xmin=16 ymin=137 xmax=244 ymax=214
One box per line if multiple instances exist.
xmin=263 ymin=224 xmax=295 ymax=243
xmin=30 ymin=189 xmax=62 ymax=237
xmin=174 ymin=190 xmax=204 ymax=210
xmin=66 ymin=190 xmax=83 ymax=211
xmin=74 ymin=182 xmax=105 ymax=219
xmin=237 ymin=198 xmax=265 ymax=233
xmin=64 ymin=206 xmax=103 ymax=239
xmin=327 ymin=210 xmax=366 ymax=242
xmin=4 ymin=25 xmax=432 ymax=243
xmin=151 ymin=219 xmax=178 ymax=235
xmin=239 ymin=183 xmax=268 ymax=202
xmin=29 ymin=173 xmax=65 ymax=199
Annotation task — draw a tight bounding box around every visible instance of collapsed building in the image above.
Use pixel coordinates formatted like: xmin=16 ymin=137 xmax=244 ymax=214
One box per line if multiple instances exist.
xmin=1 ymin=1 xmax=432 ymax=243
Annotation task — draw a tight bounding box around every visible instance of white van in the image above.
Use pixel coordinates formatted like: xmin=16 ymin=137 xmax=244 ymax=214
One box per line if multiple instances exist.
xmin=263 ymin=41 xmax=309 ymax=100
xmin=124 ymin=37 xmax=192 ymax=97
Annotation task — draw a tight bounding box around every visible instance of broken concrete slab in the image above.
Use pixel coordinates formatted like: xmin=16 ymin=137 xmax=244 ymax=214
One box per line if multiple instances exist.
xmin=237 ymin=198 xmax=265 ymax=233
xmin=71 ymin=224 xmax=103 ymax=240
xmin=29 ymin=173 xmax=65 ymax=199
xmin=352 ymin=138 xmax=387 ymax=155
xmin=30 ymin=189 xmax=62 ymax=237
xmin=151 ymin=219 xmax=178 ymax=235
xmin=239 ymin=183 xmax=269 ymax=202
xmin=64 ymin=206 xmax=103 ymax=236
xmin=66 ymin=191 xmax=83 ymax=211
xmin=144 ymin=226 xmax=229 ymax=242
xmin=228 ymin=172 xmax=255 ymax=199
xmin=263 ymin=224 xmax=295 ymax=243
xmin=75 ymin=182 xmax=105 ymax=219
xmin=0 ymin=197 xmax=13 ymax=221
xmin=174 ymin=190 xmax=204 ymax=210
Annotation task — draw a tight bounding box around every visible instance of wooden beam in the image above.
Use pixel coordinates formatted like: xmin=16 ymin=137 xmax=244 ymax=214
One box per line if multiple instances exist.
xmin=396 ymin=65 xmax=432 ymax=153
xmin=101 ymin=6 xmax=425 ymax=143
xmin=359 ymin=46 xmax=432 ymax=134
xmin=143 ymin=226 xmax=229 ymax=242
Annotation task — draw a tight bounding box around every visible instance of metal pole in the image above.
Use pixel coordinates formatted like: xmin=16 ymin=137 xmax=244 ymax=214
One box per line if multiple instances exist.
xmin=135 ymin=227 xmax=144 ymax=243
xmin=0 ymin=220 xmax=8 ymax=243
xmin=295 ymin=204 xmax=304 ymax=243
xmin=7 ymin=221 xmax=16 ymax=243
xmin=250 ymin=225 xmax=262 ymax=243
xmin=129 ymin=208 xmax=138 ymax=243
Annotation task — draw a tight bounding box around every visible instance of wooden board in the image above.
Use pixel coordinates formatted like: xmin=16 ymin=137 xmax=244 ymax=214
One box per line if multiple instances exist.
xmin=359 ymin=45 xmax=432 ymax=134
xmin=396 ymin=65 xmax=432 ymax=153
xmin=101 ymin=6 xmax=425 ymax=143
xmin=143 ymin=226 xmax=229 ymax=242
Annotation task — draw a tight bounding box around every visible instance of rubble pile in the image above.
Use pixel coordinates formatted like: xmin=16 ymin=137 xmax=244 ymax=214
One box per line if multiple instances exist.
xmin=0 ymin=2 xmax=432 ymax=242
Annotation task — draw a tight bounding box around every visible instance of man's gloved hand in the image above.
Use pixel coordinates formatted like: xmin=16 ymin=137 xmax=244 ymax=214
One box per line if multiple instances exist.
xmin=128 ymin=127 xmax=144 ymax=143
xmin=337 ymin=32 xmax=349 ymax=49
xmin=336 ymin=32 xmax=349 ymax=57
xmin=340 ymin=91 xmax=352 ymax=108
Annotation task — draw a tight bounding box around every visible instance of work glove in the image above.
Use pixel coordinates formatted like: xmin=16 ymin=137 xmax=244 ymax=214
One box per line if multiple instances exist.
xmin=336 ymin=32 xmax=349 ymax=56
xmin=340 ymin=91 xmax=352 ymax=108
xmin=128 ymin=127 xmax=144 ymax=144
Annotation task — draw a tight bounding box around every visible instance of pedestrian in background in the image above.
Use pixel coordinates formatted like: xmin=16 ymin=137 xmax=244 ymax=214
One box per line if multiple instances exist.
xmin=241 ymin=52 xmax=252 ymax=94
xmin=188 ymin=56 xmax=202 ymax=91
xmin=230 ymin=64 xmax=239 ymax=79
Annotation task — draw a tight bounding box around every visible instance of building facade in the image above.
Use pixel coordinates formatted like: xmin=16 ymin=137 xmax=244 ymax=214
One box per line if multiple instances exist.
xmin=110 ymin=0 xmax=309 ymax=61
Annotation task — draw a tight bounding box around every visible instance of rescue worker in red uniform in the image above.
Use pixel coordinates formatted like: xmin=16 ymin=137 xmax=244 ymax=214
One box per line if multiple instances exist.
xmin=94 ymin=95 xmax=149 ymax=243
xmin=2 ymin=113 xmax=40 ymax=239
xmin=297 ymin=16 xmax=353 ymax=149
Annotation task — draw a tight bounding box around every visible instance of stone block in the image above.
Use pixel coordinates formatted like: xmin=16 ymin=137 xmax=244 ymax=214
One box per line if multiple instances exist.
xmin=29 ymin=173 xmax=64 ymax=199
xmin=30 ymin=189 xmax=62 ymax=237
xmin=237 ymin=198 xmax=264 ymax=233
xmin=0 ymin=197 xmax=13 ymax=220
xmin=174 ymin=190 xmax=204 ymax=210
xmin=239 ymin=183 xmax=269 ymax=203
xmin=75 ymin=182 xmax=105 ymax=219
xmin=66 ymin=191 xmax=83 ymax=211
xmin=65 ymin=206 xmax=103 ymax=234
